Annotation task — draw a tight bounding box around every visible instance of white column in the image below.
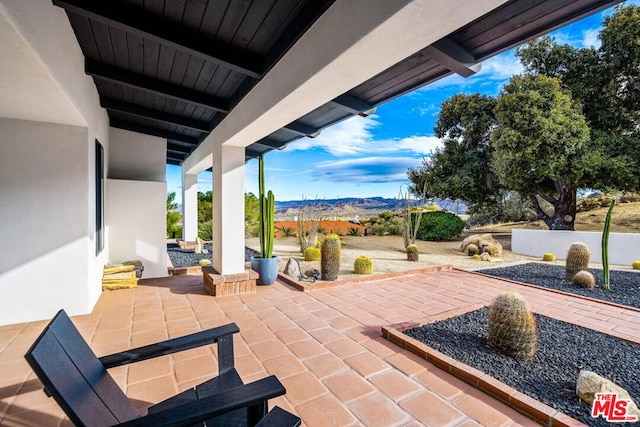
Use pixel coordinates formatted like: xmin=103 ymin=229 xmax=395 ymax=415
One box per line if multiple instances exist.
xmin=181 ymin=170 xmax=198 ymax=241
xmin=212 ymin=144 xmax=245 ymax=274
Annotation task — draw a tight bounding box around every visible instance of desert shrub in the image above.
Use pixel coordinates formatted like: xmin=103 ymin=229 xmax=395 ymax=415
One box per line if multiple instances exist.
xmin=198 ymin=220 xmax=212 ymax=240
xmin=371 ymin=223 xmax=387 ymax=236
xmin=577 ymin=197 xmax=602 ymax=212
xmin=386 ymin=217 xmax=403 ymax=236
xmin=347 ymin=226 xmax=362 ymax=236
xmin=379 ymin=211 xmax=395 ymax=220
xmin=316 ymin=226 xmax=327 ymax=234
xmin=199 ymin=259 xmax=211 ymax=266
xmin=416 ymin=211 xmax=465 ymax=241
xmin=280 ymin=226 xmax=294 ymax=237
xmin=620 ymin=192 xmax=640 ymax=203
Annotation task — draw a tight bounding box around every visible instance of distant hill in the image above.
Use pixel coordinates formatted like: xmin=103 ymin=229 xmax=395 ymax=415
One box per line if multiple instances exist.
xmin=275 ymin=197 xmax=466 ymax=220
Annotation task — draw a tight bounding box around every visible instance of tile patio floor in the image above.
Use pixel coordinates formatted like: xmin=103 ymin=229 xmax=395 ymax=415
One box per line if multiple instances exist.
xmin=1 ymin=267 xmax=639 ymax=426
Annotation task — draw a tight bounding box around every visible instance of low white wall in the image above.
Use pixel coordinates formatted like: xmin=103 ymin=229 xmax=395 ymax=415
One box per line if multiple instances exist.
xmin=106 ymin=179 xmax=168 ymax=278
xmin=512 ymin=229 xmax=640 ymax=266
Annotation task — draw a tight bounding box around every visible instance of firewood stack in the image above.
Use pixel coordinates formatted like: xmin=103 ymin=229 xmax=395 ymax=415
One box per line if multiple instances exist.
xmin=102 ymin=260 xmax=143 ymax=290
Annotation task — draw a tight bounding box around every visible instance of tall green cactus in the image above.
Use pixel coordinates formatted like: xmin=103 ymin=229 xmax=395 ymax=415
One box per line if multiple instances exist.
xmin=601 ymin=198 xmax=616 ymax=289
xmin=258 ymin=155 xmax=274 ymax=259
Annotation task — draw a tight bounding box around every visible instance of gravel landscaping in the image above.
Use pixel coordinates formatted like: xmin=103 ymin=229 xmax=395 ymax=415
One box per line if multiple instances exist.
xmin=478 ymin=262 xmax=640 ymax=309
xmin=404 ymin=307 xmax=640 ymax=425
xmin=167 ymin=243 xmax=259 ymax=268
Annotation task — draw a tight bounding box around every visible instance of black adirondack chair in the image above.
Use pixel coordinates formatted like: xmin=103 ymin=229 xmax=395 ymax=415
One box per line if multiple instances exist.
xmin=24 ymin=310 xmax=301 ymax=427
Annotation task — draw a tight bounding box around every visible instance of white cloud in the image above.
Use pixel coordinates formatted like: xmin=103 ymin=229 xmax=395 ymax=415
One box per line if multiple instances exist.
xmin=581 ymin=28 xmax=601 ymax=48
xmin=284 ymin=115 xmax=380 ymax=156
xmin=284 ymin=115 xmax=443 ymax=157
xmin=393 ymin=135 xmax=442 ymax=155
xmin=313 ymin=157 xmax=422 ymax=184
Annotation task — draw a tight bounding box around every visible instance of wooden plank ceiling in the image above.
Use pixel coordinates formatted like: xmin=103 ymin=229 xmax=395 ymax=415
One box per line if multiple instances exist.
xmin=52 ymin=0 xmax=621 ymax=165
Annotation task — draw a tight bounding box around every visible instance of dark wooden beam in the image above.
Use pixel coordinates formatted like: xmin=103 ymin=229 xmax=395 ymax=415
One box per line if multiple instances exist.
xmin=167 ymin=158 xmax=182 ymax=166
xmin=245 ymin=148 xmax=262 ymax=159
xmin=86 ymin=60 xmax=229 ymax=112
xmin=167 ymin=152 xmax=186 ymax=161
xmin=425 ymin=38 xmax=481 ymax=78
xmin=284 ymin=121 xmax=320 ymax=138
xmin=253 ymin=138 xmax=289 ymax=150
xmin=52 ymin=0 xmax=263 ymax=78
xmin=110 ymin=118 xmax=201 ymax=145
xmin=167 ymin=143 xmax=193 ymax=154
xmin=330 ymin=95 xmax=375 ymax=116
xmin=101 ymin=97 xmax=210 ymax=132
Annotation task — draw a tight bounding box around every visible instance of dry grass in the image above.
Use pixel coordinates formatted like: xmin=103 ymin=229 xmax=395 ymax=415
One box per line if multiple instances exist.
xmin=468 ymin=202 xmax=640 ymax=234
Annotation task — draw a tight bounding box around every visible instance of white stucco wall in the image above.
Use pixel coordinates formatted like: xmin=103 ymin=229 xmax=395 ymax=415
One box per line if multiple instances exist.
xmin=0 ymin=1 xmax=110 ymax=325
xmin=0 ymin=119 xmax=95 ymax=325
xmin=512 ymin=229 xmax=640 ymax=266
xmin=109 ymin=128 xmax=166 ymax=182
xmin=106 ymin=179 xmax=168 ymax=278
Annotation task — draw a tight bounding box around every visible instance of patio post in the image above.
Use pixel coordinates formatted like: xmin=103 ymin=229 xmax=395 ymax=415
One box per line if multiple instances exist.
xmin=181 ymin=171 xmax=198 ymax=241
xmin=212 ymin=144 xmax=246 ymax=274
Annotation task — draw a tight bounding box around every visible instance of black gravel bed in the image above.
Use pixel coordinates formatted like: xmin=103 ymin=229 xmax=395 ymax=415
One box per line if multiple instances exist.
xmin=404 ymin=307 xmax=640 ymax=425
xmin=478 ymin=263 xmax=640 ymax=309
xmin=167 ymin=243 xmax=259 ymax=268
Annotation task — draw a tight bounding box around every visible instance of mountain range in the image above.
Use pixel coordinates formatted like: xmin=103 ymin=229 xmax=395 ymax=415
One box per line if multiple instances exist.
xmin=275 ymin=197 xmax=467 ymax=220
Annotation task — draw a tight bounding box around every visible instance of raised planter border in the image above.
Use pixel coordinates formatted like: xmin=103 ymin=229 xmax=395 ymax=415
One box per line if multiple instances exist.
xmin=277 ymin=265 xmax=453 ymax=292
xmin=382 ymin=309 xmax=586 ymax=427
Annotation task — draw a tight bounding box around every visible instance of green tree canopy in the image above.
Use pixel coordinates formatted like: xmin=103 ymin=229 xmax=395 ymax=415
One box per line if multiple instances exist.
xmin=492 ymin=75 xmax=591 ymax=229
xmin=409 ymin=4 xmax=640 ymax=230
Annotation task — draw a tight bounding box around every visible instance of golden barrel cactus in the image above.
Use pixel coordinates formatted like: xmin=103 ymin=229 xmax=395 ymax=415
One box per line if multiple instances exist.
xmin=353 ymin=256 xmax=373 ymax=274
xmin=488 ymin=292 xmax=538 ymax=361
xmin=565 ymin=242 xmax=590 ymax=280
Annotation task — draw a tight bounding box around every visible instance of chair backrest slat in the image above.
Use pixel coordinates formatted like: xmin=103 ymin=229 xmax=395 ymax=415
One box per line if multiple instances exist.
xmin=25 ymin=310 xmax=140 ymax=427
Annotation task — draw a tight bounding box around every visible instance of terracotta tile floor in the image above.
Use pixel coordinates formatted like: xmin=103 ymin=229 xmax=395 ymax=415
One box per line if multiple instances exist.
xmin=1 ymin=268 xmax=639 ymax=426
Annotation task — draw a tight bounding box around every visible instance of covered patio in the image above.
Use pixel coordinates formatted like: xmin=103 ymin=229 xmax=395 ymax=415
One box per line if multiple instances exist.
xmin=2 ymin=270 xmax=639 ymax=425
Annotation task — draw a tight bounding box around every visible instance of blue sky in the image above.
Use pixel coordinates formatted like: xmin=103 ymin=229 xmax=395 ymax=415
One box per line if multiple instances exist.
xmin=167 ymin=1 xmax=637 ymax=202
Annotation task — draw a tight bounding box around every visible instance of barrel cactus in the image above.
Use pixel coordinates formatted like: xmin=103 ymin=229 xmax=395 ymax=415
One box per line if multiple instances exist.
xmin=572 ymin=270 xmax=596 ymax=289
xmin=353 ymin=256 xmax=372 ymax=274
xmin=542 ymin=253 xmax=556 ymax=262
xmin=406 ymin=244 xmax=419 ymax=261
xmin=565 ymin=242 xmax=590 ymax=280
xmin=488 ymin=292 xmax=538 ymax=361
xmin=633 ymin=261 xmax=640 ymax=270
xmin=303 ymin=247 xmax=321 ymax=261
xmin=321 ymin=234 xmax=341 ymax=281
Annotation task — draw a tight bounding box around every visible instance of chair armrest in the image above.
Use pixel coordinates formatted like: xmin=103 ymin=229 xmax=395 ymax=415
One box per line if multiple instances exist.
xmin=118 ymin=376 xmax=286 ymax=427
xmin=256 ymin=406 xmax=302 ymax=427
xmin=99 ymin=323 xmax=239 ymax=369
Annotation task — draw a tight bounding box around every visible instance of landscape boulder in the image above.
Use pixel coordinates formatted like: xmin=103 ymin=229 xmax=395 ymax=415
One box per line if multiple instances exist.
xmin=576 ymin=370 xmax=640 ymax=418
xmin=460 ymin=234 xmax=503 ymax=258
xmin=283 ymin=257 xmax=302 ymax=280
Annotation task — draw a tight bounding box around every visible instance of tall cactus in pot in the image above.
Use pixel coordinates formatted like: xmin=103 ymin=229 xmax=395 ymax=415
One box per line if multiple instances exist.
xmin=251 ymin=155 xmax=279 ymax=285
xmin=258 ymin=155 xmax=274 ymax=259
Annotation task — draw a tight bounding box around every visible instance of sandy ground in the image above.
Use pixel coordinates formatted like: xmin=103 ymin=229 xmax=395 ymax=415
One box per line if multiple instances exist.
xmin=245 ymin=233 xmax=540 ymax=282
